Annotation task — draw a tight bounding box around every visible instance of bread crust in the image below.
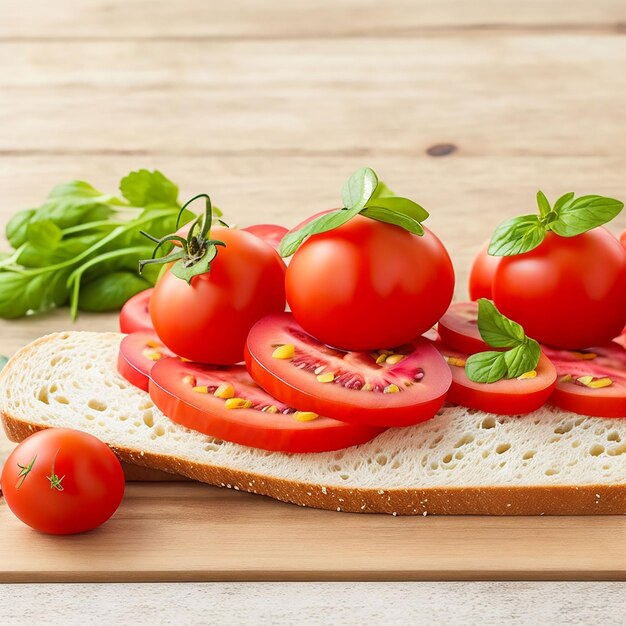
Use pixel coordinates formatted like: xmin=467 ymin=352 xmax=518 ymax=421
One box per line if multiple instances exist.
xmin=3 ymin=412 xmax=624 ymax=515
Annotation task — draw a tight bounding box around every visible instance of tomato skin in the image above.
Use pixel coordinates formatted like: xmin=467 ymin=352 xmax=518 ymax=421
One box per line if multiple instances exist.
xmin=436 ymin=343 xmax=557 ymax=415
xmin=468 ymin=240 xmax=500 ymax=301
xmin=150 ymin=228 xmax=287 ymax=364
xmin=438 ymin=301 xmax=488 ymax=355
xmin=621 ymin=230 xmax=626 ymax=248
xmin=493 ymin=228 xmax=626 ymax=349
xmin=149 ymin=359 xmax=384 ymax=452
xmin=1 ymin=429 xmax=125 ymax=535
xmin=242 ymin=224 xmax=288 ymax=251
xmin=119 ymin=288 xmax=154 ymax=334
xmin=117 ymin=331 xmax=175 ymax=391
xmin=286 ymin=216 xmax=455 ymax=351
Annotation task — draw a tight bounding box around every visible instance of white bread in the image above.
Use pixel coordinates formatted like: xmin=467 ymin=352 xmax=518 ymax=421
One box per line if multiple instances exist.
xmin=1 ymin=331 xmax=625 ymax=515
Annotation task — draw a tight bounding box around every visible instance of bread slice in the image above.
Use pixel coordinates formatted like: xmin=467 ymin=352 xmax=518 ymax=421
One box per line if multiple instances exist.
xmin=1 ymin=331 xmax=625 ymax=515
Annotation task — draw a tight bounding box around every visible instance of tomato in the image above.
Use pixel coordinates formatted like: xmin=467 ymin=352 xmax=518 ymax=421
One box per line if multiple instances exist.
xmin=149 ymin=358 xmax=384 ymax=452
xmin=468 ymin=240 xmax=500 ymax=301
xmin=437 ymin=301 xmax=488 ymax=355
xmin=117 ymin=331 xmax=175 ymax=391
xmin=435 ymin=342 xmax=557 ymax=415
xmin=285 ymin=215 xmax=454 ymax=351
xmin=119 ymin=288 xmax=154 ymax=334
xmin=541 ymin=341 xmax=626 ymax=417
xmin=244 ymin=312 xmax=451 ymax=427
xmin=621 ymin=230 xmax=626 ymax=248
xmin=493 ymin=228 xmax=626 ymax=349
xmin=1 ymin=428 xmax=124 ymax=535
xmin=150 ymin=228 xmax=287 ymax=364
xmin=242 ymin=224 xmax=288 ymax=251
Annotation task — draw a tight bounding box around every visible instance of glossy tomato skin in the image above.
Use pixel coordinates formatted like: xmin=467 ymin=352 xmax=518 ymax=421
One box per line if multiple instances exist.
xmin=242 ymin=224 xmax=288 ymax=251
xmin=1 ymin=429 xmax=125 ymax=535
xmin=117 ymin=331 xmax=175 ymax=391
xmin=436 ymin=343 xmax=557 ymax=415
xmin=119 ymin=288 xmax=154 ymax=334
xmin=621 ymin=230 xmax=626 ymax=249
xmin=286 ymin=216 xmax=454 ymax=351
xmin=468 ymin=240 xmax=500 ymax=301
xmin=437 ymin=301 xmax=489 ymax=355
xmin=150 ymin=228 xmax=287 ymax=364
xmin=493 ymin=228 xmax=626 ymax=350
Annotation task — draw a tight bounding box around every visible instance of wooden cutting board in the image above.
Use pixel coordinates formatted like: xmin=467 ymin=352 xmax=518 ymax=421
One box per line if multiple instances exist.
xmin=1 ymin=482 xmax=625 ymax=582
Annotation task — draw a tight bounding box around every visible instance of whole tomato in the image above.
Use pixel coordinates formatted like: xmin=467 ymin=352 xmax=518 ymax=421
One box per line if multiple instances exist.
xmin=621 ymin=229 xmax=626 ymax=248
xmin=468 ymin=240 xmax=501 ymax=301
xmin=1 ymin=428 xmax=125 ymax=535
xmin=150 ymin=227 xmax=286 ymax=364
xmin=285 ymin=215 xmax=454 ymax=351
xmin=493 ymin=228 xmax=626 ymax=349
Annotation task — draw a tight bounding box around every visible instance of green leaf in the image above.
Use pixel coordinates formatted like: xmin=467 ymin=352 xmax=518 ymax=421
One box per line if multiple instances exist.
xmin=170 ymin=244 xmax=219 ymax=284
xmin=119 ymin=169 xmax=179 ymax=208
xmin=365 ymin=196 xmax=429 ymax=223
xmin=16 ymin=234 xmax=100 ymax=268
xmin=0 ymin=355 xmax=8 ymax=372
xmin=48 ymin=180 xmax=105 ymax=201
xmin=536 ymin=191 xmax=551 ymax=217
xmin=476 ymin=298 xmax=525 ymax=347
xmin=371 ymin=181 xmax=395 ymax=199
xmin=503 ymin=340 xmax=541 ymax=378
xmin=279 ymin=209 xmax=355 ymax=257
xmin=0 ymin=268 xmax=71 ymax=318
xmin=465 ymin=351 xmax=508 ymax=384
xmin=488 ymin=215 xmax=546 ymax=256
xmin=27 ymin=220 xmax=63 ymax=251
xmin=549 ymin=195 xmax=624 ymax=237
xmin=552 ymin=192 xmax=574 ymax=214
xmin=78 ymin=271 xmax=152 ymax=312
xmin=6 ymin=209 xmax=37 ymax=248
xmin=341 ymin=168 xmax=378 ymax=211
xmin=359 ymin=206 xmax=424 ymax=235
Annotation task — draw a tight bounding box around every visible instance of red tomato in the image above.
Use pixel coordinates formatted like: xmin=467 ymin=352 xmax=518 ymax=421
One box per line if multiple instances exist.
xmin=435 ymin=342 xmax=557 ymax=415
xmin=150 ymin=228 xmax=287 ymax=364
xmin=493 ymin=228 xmax=626 ymax=349
xmin=285 ymin=216 xmax=455 ymax=351
xmin=117 ymin=331 xmax=175 ymax=391
xmin=119 ymin=288 xmax=154 ymax=334
xmin=437 ymin=301 xmax=488 ymax=355
xmin=149 ymin=358 xmax=384 ymax=452
xmin=542 ymin=341 xmax=626 ymax=417
xmin=468 ymin=240 xmax=500 ymax=300
xmin=244 ymin=312 xmax=451 ymax=427
xmin=621 ymin=230 xmax=626 ymax=248
xmin=1 ymin=429 xmax=124 ymax=535
xmin=242 ymin=224 xmax=288 ymax=251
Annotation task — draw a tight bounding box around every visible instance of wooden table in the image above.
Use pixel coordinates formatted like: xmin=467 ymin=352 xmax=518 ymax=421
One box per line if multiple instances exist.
xmin=1 ymin=0 xmax=625 ymax=621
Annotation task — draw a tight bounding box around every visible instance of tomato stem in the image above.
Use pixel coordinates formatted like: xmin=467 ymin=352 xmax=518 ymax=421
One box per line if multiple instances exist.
xmin=15 ymin=454 xmax=37 ymax=490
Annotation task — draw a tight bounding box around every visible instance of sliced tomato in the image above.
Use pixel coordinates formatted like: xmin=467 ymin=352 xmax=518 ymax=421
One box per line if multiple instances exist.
xmin=117 ymin=331 xmax=175 ymax=392
xmin=149 ymin=358 xmax=384 ymax=452
xmin=119 ymin=288 xmax=154 ymax=334
xmin=437 ymin=301 xmax=488 ymax=354
xmin=541 ymin=341 xmax=626 ymax=417
xmin=435 ymin=342 xmax=557 ymax=415
xmin=244 ymin=313 xmax=451 ymax=428
xmin=242 ymin=224 xmax=288 ymax=251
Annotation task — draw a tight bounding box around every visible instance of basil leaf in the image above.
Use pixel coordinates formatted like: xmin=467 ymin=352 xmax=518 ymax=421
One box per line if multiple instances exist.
xmin=476 ymin=298 xmax=525 ymax=347
xmin=549 ymin=195 xmax=624 ymax=237
xmin=488 ymin=215 xmax=546 ymax=256
xmin=371 ymin=181 xmax=395 ymax=199
xmin=120 ymin=169 xmax=179 ymax=208
xmin=48 ymin=180 xmax=106 ymax=201
xmin=465 ymin=351 xmax=508 ymax=384
xmin=503 ymin=340 xmax=541 ymax=379
xmin=78 ymin=271 xmax=152 ymax=312
xmin=360 ymin=206 xmax=424 ymax=236
xmin=279 ymin=209 xmax=353 ymax=257
xmin=27 ymin=220 xmax=63 ymax=251
xmin=16 ymin=234 xmax=100 ymax=268
xmin=0 ymin=355 xmax=8 ymax=372
xmin=0 ymin=269 xmax=70 ymax=318
xmin=365 ymin=197 xmax=429 ymax=223
xmin=341 ymin=168 xmax=378 ymax=211
xmin=552 ymin=191 xmax=574 ymax=214
xmin=536 ymin=191 xmax=551 ymax=217
xmin=6 ymin=209 xmax=37 ymax=248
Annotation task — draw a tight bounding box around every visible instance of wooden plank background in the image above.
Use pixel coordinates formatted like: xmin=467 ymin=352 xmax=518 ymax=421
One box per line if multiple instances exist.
xmin=1 ymin=2 xmax=625 ymax=468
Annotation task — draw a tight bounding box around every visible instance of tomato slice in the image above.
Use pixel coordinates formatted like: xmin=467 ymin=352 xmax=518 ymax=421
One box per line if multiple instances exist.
xmin=117 ymin=331 xmax=175 ymax=392
xmin=242 ymin=224 xmax=288 ymax=251
xmin=437 ymin=301 xmax=488 ymax=354
xmin=149 ymin=358 xmax=384 ymax=452
xmin=435 ymin=342 xmax=557 ymax=415
xmin=244 ymin=313 xmax=451 ymax=427
xmin=119 ymin=288 xmax=154 ymax=334
xmin=541 ymin=341 xmax=626 ymax=417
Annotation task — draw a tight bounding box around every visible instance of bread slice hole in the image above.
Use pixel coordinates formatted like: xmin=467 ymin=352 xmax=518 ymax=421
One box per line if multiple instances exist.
xmin=454 ymin=434 xmax=475 ymax=448
xmin=376 ymin=455 xmax=388 ymax=466
xmin=572 ymin=440 xmax=581 ymax=448
xmin=608 ymin=443 xmax=626 ymax=456
xmin=88 ymin=399 xmax=107 ymax=412
xmin=143 ymin=412 xmax=154 ymax=428
xmin=37 ymin=386 xmax=49 ymax=404
xmin=55 ymin=396 xmax=69 ymax=405
xmin=522 ymin=450 xmax=536 ymax=460
xmin=153 ymin=425 xmax=165 ymax=437
xmin=607 ymin=431 xmax=621 ymax=443
xmin=481 ymin=416 xmax=496 ymax=430
xmin=496 ymin=443 xmax=511 ymax=454
xmin=590 ymin=444 xmax=605 ymax=457
xmin=545 ymin=468 xmax=559 ymax=476
xmin=554 ymin=422 xmax=573 ymax=435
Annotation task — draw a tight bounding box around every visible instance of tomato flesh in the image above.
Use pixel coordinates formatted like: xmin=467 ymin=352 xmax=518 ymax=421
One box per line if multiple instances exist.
xmin=117 ymin=331 xmax=176 ymax=391
xmin=1 ymin=429 xmax=125 ymax=535
xmin=435 ymin=342 xmax=557 ymax=415
xmin=469 ymin=240 xmax=500 ymax=301
xmin=542 ymin=341 xmax=626 ymax=417
xmin=242 ymin=224 xmax=288 ymax=251
xmin=149 ymin=358 xmax=384 ymax=452
xmin=119 ymin=288 xmax=154 ymax=334
xmin=437 ymin=301 xmax=488 ymax=355
xmin=244 ymin=312 xmax=451 ymax=428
